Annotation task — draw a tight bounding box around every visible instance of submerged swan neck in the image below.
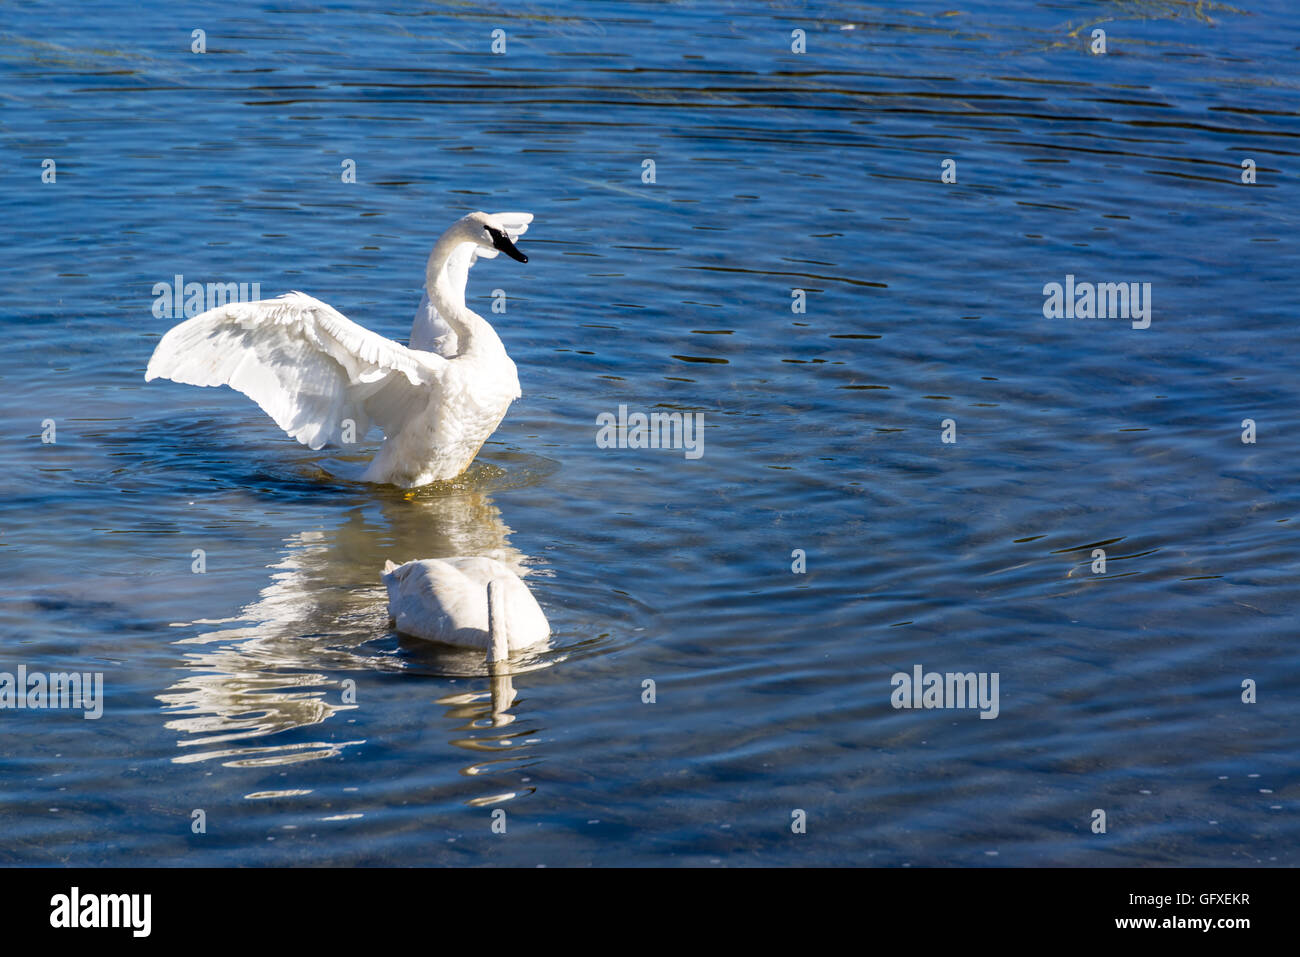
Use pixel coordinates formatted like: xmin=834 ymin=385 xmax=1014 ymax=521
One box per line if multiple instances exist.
xmin=486 ymin=579 xmax=510 ymax=665
xmin=424 ymin=227 xmax=502 ymax=357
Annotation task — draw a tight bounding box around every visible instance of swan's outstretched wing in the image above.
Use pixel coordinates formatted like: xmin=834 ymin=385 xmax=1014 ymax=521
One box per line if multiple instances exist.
xmin=145 ymin=292 xmax=445 ymax=449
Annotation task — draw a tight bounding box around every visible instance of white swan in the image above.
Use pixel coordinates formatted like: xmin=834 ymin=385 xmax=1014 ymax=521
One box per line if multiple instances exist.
xmin=382 ymin=557 xmax=550 ymax=663
xmin=144 ymin=211 xmax=534 ymax=487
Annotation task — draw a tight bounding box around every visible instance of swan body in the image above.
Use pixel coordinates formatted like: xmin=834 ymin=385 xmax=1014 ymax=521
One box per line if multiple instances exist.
xmin=144 ymin=211 xmax=533 ymax=487
xmin=382 ymin=557 xmax=550 ymax=661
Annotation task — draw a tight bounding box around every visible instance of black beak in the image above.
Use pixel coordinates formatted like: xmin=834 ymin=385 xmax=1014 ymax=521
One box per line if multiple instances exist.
xmin=489 ymin=228 xmax=528 ymax=263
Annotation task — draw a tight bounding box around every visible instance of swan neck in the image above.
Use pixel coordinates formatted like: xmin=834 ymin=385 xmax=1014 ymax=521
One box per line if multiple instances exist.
xmin=425 ymin=232 xmax=501 ymax=357
xmin=486 ymin=580 xmax=510 ymax=665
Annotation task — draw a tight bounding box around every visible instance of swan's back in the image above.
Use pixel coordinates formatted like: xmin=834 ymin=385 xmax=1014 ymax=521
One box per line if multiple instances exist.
xmin=382 ymin=557 xmax=549 ymax=652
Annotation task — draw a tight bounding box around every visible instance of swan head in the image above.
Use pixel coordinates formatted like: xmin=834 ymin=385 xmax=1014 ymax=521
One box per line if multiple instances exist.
xmin=458 ymin=211 xmax=530 ymax=263
xmin=427 ymin=212 xmax=532 ymax=293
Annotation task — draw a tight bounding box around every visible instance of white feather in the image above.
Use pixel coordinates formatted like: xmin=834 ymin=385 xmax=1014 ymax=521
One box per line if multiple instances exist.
xmin=145 ymin=291 xmax=440 ymax=450
xmin=382 ymin=556 xmax=550 ymax=656
xmin=145 ymin=211 xmax=534 ymax=487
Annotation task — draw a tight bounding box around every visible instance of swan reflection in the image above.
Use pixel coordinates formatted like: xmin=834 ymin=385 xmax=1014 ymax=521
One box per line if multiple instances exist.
xmin=157 ymin=480 xmax=553 ymax=800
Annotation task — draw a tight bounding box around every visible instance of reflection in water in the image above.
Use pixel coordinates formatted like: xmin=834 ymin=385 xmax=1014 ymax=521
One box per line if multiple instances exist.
xmin=436 ymin=670 xmax=546 ymax=807
xmin=157 ymin=482 xmax=554 ymax=800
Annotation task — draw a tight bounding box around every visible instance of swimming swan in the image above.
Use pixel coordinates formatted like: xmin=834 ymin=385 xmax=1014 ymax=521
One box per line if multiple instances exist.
xmin=144 ymin=211 xmax=534 ymax=487
xmin=382 ymin=557 xmax=550 ymax=663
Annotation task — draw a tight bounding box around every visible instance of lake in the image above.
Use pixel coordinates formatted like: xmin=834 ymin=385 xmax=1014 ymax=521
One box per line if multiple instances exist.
xmin=0 ymin=0 xmax=1296 ymax=865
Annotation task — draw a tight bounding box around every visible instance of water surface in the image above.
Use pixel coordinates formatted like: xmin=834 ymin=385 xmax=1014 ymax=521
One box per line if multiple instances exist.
xmin=0 ymin=0 xmax=1296 ymax=865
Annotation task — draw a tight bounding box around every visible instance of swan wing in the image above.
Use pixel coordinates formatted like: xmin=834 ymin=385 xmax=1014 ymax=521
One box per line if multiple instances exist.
xmin=145 ymin=291 xmax=446 ymax=450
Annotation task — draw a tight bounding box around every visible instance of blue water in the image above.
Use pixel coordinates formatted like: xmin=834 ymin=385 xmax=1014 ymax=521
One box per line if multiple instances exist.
xmin=1 ymin=0 xmax=1296 ymax=865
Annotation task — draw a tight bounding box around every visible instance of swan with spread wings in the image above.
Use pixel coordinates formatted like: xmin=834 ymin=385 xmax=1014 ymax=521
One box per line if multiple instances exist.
xmin=145 ymin=211 xmax=533 ymax=488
